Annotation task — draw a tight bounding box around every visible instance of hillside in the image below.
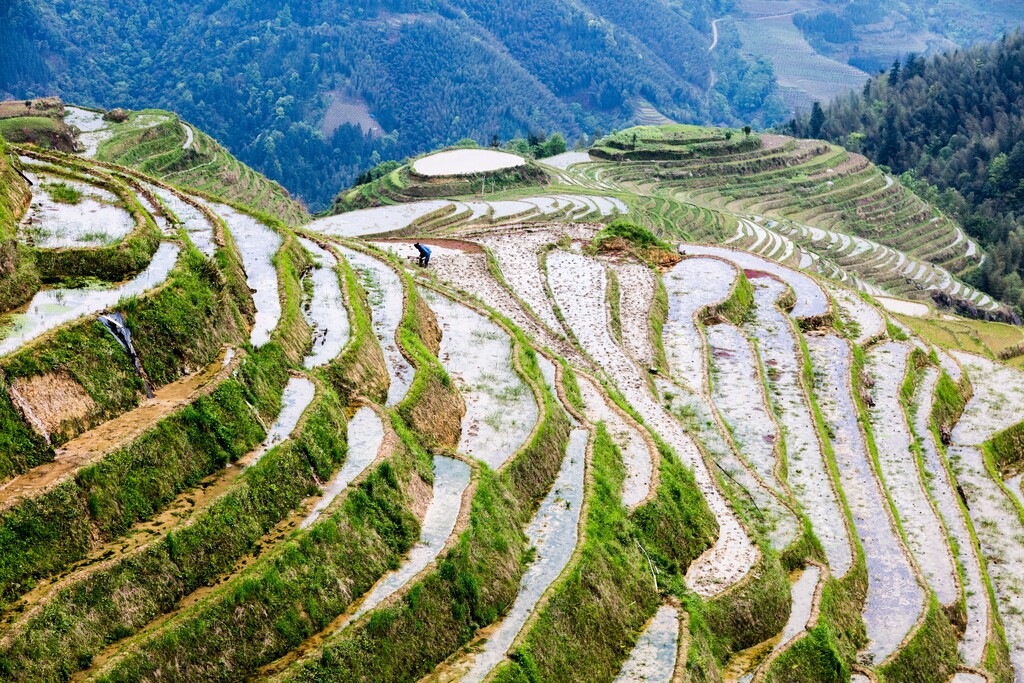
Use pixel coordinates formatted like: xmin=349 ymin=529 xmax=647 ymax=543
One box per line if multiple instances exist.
xmin=4 ymin=116 xmax=1024 ymax=683
xmin=720 ymin=0 xmax=1024 ymax=115
xmin=0 ymin=99 xmax=307 ymax=224
xmin=788 ymin=31 xmax=1024 ymax=317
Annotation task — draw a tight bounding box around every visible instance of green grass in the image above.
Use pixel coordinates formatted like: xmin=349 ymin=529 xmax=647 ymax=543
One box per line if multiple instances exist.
xmin=80 ymin=392 xmax=419 ymax=683
xmin=0 ymin=372 xmax=356 ymax=681
xmin=29 ymin=166 xmax=162 ymax=283
xmin=0 ymin=116 xmax=69 ymax=149
xmin=703 ymin=269 xmax=755 ymax=325
xmin=0 ymin=342 xmax=289 ymax=612
xmin=491 ymin=424 xmax=659 ymax=682
xmin=607 ymin=266 xmax=622 ymax=344
xmin=40 ymin=180 xmax=82 ymax=204
xmin=0 ymin=140 xmax=41 ymax=311
xmin=93 ymin=117 xmax=308 ymax=225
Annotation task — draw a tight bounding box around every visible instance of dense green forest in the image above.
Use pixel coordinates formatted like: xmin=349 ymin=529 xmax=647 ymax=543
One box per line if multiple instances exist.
xmin=789 ymin=31 xmax=1024 ymax=314
xmin=0 ymin=0 xmax=785 ymax=209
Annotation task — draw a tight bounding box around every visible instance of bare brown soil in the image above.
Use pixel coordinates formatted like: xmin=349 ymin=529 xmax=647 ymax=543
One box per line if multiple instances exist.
xmin=9 ymin=372 xmax=96 ymax=440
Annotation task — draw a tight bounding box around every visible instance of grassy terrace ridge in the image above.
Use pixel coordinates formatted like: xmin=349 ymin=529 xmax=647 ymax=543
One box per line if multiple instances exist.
xmin=0 ymin=235 xmax=252 ymax=478
xmin=0 ymin=137 xmax=38 ymax=312
xmin=94 ymin=114 xmax=309 ymax=226
xmin=490 ymin=421 xmax=658 ymax=683
xmin=0 ymin=98 xmax=307 ymax=226
xmin=0 ymin=231 xmax=283 ymax=609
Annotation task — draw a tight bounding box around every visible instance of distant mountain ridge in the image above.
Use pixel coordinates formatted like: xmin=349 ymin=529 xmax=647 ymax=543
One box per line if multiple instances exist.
xmin=0 ymin=0 xmax=783 ymax=209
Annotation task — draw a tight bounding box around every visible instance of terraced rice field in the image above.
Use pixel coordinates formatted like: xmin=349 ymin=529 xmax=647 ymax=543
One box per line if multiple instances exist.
xmin=412 ymin=149 xmax=526 ymax=176
xmin=808 ymin=334 xmax=924 ymax=664
xmin=20 ymin=171 xmax=134 ymax=248
xmin=5 ymin=121 xmax=1024 ymax=683
xmin=201 ymin=200 xmax=282 ymax=347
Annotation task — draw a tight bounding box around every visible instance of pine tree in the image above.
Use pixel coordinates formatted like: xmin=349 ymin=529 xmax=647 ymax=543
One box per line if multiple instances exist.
xmin=809 ymin=102 xmax=826 ymax=138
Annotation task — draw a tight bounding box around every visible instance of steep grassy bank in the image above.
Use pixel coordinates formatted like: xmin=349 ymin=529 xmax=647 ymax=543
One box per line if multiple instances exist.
xmin=0 ymin=138 xmax=38 ymax=312
xmin=277 ymin=306 xmax=571 ymax=683
xmin=0 ymin=341 xmax=289 ymax=610
xmin=490 ymin=423 xmax=659 ymax=682
xmin=26 ymin=164 xmax=163 ymax=284
xmin=0 ymin=369 xmax=347 ymax=681
xmin=320 ymin=249 xmax=389 ymax=405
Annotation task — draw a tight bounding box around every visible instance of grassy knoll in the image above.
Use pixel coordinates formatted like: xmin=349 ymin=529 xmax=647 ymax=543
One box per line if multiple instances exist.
xmin=330 ymin=150 xmax=547 ymax=214
xmin=591 ymin=125 xmax=759 ymax=162
xmin=0 ymin=116 xmax=76 ymax=151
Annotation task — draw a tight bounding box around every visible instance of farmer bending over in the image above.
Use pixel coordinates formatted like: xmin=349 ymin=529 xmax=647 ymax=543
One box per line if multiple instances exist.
xmin=414 ymin=242 xmax=431 ymax=268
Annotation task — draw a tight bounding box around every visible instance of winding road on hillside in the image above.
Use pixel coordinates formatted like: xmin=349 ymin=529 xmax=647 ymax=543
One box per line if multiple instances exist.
xmin=181 ymin=122 xmax=194 ymax=150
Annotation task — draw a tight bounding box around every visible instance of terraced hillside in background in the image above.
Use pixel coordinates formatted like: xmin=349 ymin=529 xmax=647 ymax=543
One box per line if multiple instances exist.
xmin=0 ymin=98 xmax=308 ymax=225
xmin=3 ymin=118 xmax=1024 ymax=683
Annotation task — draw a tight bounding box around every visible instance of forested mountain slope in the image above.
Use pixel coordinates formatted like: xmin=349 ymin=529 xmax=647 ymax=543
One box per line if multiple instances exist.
xmin=788 ymin=32 xmax=1024 ymax=314
xmin=0 ymin=0 xmax=783 ymax=210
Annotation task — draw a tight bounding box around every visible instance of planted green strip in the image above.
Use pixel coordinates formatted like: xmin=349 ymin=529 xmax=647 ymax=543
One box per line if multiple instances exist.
xmin=702 ymin=269 xmax=754 ymax=325
xmin=88 ymin=398 xmax=422 ymax=683
xmin=985 ymin=418 xmax=1024 ymax=472
xmin=490 ymin=424 xmax=659 ymax=682
xmin=0 ymin=369 xmax=342 ymax=681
